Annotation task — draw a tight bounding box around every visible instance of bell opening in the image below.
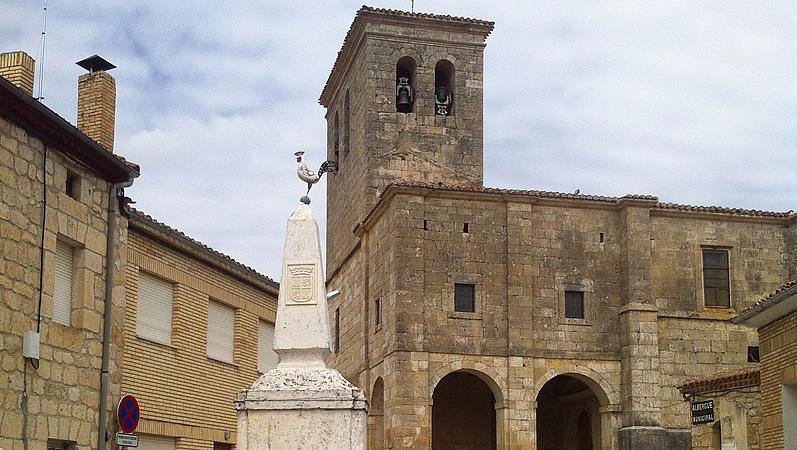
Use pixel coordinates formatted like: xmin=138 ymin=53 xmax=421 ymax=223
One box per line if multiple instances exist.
xmin=396 ymin=56 xmax=416 ymax=113
xmin=434 ymin=59 xmax=454 ymax=116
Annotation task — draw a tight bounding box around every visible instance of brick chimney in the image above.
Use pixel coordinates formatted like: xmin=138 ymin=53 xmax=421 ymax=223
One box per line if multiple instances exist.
xmin=76 ymin=55 xmax=117 ymax=152
xmin=0 ymin=51 xmax=36 ymax=96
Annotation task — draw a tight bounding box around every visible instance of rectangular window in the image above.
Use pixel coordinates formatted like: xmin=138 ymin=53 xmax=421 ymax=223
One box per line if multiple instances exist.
xmin=334 ymin=307 xmax=340 ymax=353
xmin=136 ymin=272 xmax=173 ymax=345
xmin=454 ymin=283 xmax=475 ymax=312
xmin=747 ymin=346 xmax=760 ymax=363
xmin=53 ymin=241 xmax=74 ymax=326
xmin=703 ymin=249 xmax=730 ymax=307
xmin=137 ymin=435 xmax=176 ymax=450
xmin=207 ymin=300 xmax=235 ymax=363
xmin=564 ymin=291 xmax=584 ymax=319
xmin=375 ymin=297 xmax=382 ymax=327
xmin=65 ymin=170 xmax=80 ymax=200
xmin=258 ymin=320 xmax=278 ymax=373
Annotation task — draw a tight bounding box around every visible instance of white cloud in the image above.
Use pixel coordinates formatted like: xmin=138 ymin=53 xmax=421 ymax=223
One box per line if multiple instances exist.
xmin=2 ymin=1 xmax=795 ymax=278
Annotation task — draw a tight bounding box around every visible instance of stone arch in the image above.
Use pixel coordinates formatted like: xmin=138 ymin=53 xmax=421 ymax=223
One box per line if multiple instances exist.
xmin=533 ymin=365 xmax=619 ymax=407
xmin=430 ymin=360 xmax=506 ymax=404
xmin=369 ymin=377 xmax=385 ymax=450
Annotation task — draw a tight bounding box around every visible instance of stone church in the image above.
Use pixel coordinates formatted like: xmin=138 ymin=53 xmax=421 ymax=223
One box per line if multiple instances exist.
xmin=320 ymin=6 xmax=796 ymax=450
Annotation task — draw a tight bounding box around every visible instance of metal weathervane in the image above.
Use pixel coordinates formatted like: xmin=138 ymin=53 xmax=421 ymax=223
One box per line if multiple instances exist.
xmin=295 ymin=151 xmax=337 ymax=204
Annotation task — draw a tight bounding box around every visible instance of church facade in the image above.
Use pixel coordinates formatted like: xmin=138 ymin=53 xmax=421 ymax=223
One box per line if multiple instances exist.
xmin=321 ymin=7 xmax=796 ymax=449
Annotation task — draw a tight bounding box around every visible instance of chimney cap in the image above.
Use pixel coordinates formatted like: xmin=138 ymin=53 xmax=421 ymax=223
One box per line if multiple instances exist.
xmin=76 ymin=55 xmax=116 ymax=73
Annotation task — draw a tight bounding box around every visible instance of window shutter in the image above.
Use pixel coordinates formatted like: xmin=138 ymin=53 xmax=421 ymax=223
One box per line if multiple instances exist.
xmin=137 ymin=435 xmax=176 ymax=450
xmin=258 ymin=321 xmax=278 ymax=372
xmin=207 ymin=300 xmax=234 ymax=363
xmin=53 ymin=241 xmax=73 ymax=325
xmin=136 ymin=272 xmax=173 ymax=344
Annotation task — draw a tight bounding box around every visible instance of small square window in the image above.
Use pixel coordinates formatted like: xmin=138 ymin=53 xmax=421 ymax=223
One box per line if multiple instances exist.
xmin=65 ymin=171 xmax=80 ymax=200
xmin=564 ymin=291 xmax=584 ymax=319
xmin=375 ymin=297 xmax=382 ymax=327
xmin=454 ymin=283 xmax=475 ymax=312
xmin=747 ymin=346 xmax=760 ymax=363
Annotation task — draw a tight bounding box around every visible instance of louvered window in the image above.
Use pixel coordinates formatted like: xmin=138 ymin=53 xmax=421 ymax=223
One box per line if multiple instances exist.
xmin=207 ymin=300 xmax=235 ymax=363
xmin=136 ymin=272 xmax=173 ymax=344
xmin=258 ymin=321 xmax=278 ymax=373
xmin=53 ymin=241 xmax=74 ymax=326
xmin=137 ymin=435 xmax=176 ymax=450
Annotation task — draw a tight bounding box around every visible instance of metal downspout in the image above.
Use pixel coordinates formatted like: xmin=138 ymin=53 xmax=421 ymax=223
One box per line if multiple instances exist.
xmin=97 ymin=180 xmax=131 ymax=449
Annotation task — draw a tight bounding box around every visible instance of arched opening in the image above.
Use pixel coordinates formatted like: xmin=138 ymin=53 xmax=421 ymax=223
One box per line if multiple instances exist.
xmin=537 ymin=375 xmax=603 ymax=450
xmin=343 ymin=90 xmax=350 ymax=154
xmin=368 ymin=377 xmax=385 ymax=450
xmin=432 ymin=371 xmax=496 ymax=450
xmin=333 ymin=110 xmax=340 ymax=162
xmin=434 ymin=60 xmax=454 ymax=116
xmin=396 ymin=56 xmax=416 ymax=113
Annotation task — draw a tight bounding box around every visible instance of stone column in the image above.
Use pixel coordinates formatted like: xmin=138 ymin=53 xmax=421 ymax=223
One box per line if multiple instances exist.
xmin=235 ymin=203 xmax=367 ymax=449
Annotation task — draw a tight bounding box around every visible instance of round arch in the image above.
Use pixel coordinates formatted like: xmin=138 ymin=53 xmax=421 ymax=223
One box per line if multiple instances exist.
xmin=533 ymin=366 xmax=619 ymax=407
xmin=430 ymin=361 xmax=506 ymax=405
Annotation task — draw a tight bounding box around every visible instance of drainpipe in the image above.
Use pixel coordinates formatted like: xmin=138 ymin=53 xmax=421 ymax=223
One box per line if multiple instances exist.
xmin=98 ymin=179 xmax=133 ymax=449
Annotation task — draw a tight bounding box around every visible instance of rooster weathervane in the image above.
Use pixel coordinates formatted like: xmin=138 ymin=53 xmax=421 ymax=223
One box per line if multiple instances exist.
xmin=295 ymin=151 xmax=337 ymax=204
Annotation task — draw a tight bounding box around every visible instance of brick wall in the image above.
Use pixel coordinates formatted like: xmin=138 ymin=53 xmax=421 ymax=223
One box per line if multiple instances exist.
xmin=758 ymin=310 xmax=797 ymax=449
xmin=0 ymin=115 xmax=124 ymax=450
xmin=123 ymin=228 xmax=277 ymax=447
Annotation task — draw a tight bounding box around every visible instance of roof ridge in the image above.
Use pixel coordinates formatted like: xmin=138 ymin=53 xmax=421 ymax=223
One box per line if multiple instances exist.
xmin=381 ymin=181 xmax=792 ymax=218
xmin=126 ymin=206 xmax=278 ymax=288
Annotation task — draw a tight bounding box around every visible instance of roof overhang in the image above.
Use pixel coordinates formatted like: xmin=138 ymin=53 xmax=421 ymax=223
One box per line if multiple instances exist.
xmin=732 ymin=282 xmax=797 ymax=328
xmin=0 ymin=76 xmax=139 ymax=183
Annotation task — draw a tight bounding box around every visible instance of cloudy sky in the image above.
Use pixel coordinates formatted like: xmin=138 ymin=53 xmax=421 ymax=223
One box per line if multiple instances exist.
xmin=3 ymin=1 xmax=795 ymax=279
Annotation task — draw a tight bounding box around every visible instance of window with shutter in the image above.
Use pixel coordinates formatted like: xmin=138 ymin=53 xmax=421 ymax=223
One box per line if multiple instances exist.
xmin=258 ymin=321 xmax=278 ymax=373
xmin=137 ymin=435 xmax=176 ymax=450
xmin=207 ymin=300 xmax=235 ymax=363
xmin=564 ymin=291 xmax=585 ymax=319
xmin=136 ymin=272 xmax=173 ymax=345
xmin=53 ymin=241 xmax=74 ymax=326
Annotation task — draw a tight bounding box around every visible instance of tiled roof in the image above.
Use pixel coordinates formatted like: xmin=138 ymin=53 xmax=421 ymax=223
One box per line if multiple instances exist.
xmin=679 ymin=367 xmax=760 ymax=397
xmin=126 ymin=207 xmax=278 ymax=290
xmin=386 ymin=181 xmax=657 ymax=202
xmin=320 ymin=5 xmax=494 ymax=106
xmin=656 ymin=202 xmax=793 ymax=218
xmin=733 ymin=279 xmax=797 ymax=322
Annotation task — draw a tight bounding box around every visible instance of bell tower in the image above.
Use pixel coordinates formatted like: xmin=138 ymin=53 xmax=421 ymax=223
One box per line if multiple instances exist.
xmin=320 ymin=6 xmax=493 ymax=271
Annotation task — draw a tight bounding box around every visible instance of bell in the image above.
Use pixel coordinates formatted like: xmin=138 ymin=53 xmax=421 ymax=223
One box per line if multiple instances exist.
xmin=396 ymin=76 xmax=413 ymax=113
xmin=435 ymin=86 xmax=451 ymax=115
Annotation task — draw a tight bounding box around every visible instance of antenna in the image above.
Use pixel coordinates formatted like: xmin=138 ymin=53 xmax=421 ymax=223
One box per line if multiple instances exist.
xmin=35 ymin=0 xmax=48 ymax=101
xmin=411 ymin=0 xmax=415 ymax=13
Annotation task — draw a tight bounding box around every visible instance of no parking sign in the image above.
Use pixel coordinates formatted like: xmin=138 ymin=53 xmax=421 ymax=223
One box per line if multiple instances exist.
xmin=117 ymin=394 xmax=140 ymax=433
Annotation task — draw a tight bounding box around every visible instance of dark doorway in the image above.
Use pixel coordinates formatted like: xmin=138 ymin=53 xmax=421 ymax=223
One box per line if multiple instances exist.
xmin=537 ymin=375 xmax=601 ymax=450
xmin=369 ymin=377 xmax=385 ymax=450
xmin=432 ymin=371 xmax=496 ymax=450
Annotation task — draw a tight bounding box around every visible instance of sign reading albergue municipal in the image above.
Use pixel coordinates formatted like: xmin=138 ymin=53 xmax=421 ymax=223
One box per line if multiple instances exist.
xmin=691 ymin=399 xmax=714 ymax=425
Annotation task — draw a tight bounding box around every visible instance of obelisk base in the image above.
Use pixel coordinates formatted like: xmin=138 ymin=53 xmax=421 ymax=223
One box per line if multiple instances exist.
xmin=235 ymin=368 xmax=367 ymax=450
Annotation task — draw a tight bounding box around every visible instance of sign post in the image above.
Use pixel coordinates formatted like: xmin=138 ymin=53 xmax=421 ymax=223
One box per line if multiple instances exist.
xmin=116 ymin=394 xmax=140 ymax=448
xmin=691 ymin=399 xmax=714 ymax=425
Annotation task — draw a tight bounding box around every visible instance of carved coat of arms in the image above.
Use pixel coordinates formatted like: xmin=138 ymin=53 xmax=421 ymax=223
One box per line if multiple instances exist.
xmin=287 ymin=263 xmax=316 ymax=305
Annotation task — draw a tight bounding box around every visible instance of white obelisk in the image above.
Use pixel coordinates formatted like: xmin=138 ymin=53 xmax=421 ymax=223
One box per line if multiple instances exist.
xmin=235 ymin=203 xmax=367 ymax=450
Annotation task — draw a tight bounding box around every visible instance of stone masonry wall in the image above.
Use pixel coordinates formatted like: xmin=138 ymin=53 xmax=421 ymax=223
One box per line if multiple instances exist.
xmin=123 ymin=229 xmax=277 ymax=447
xmin=0 ymin=115 xmax=124 ymax=450
xmin=689 ymin=388 xmax=761 ymax=450
xmin=329 ymin=188 xmax=790 ymax=449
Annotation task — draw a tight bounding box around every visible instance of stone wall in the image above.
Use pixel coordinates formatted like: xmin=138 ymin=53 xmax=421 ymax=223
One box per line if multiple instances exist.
xmin=328 ymin=187 xmax=791 ymax=449
xmin=758 ymin=310 xmax=797 ymax=449
xmin=122 ymin=227 xmax=277 ymax=448
xmin=0 ymin=115 xmax=124 ymax=450
xmin=689 ymin=388 xmax=761 ymax=450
